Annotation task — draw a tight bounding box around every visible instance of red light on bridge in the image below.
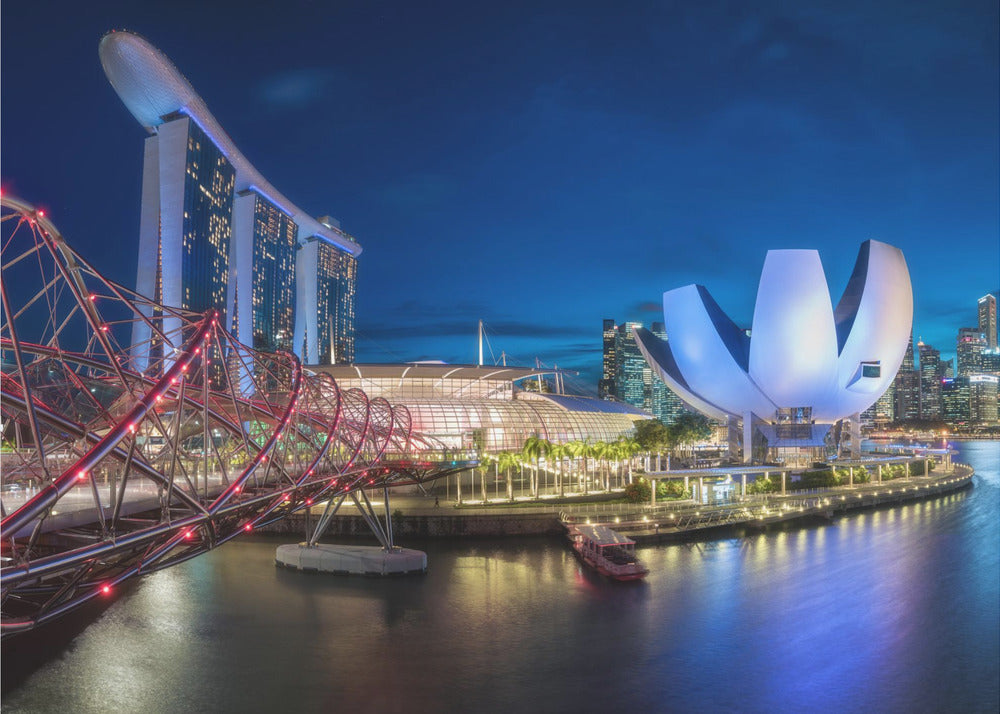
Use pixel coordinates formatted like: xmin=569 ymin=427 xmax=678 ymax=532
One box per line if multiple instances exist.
xmin=102 ymin=585 xmax=111 ymax=595
xmin=244 ymin=523 xmax=252 ymax=532
xmin=37 ymin=210 xmax=45 ymax=217
xmin=306 ymin=499 xmax=313 ymax=505
xmin=234 ymin=485 xmax=241 ymax=493
xmin=184 ymin=530 xmax=192 ymax=539
xmin=77 ymin=471 xmax=87 ymax=481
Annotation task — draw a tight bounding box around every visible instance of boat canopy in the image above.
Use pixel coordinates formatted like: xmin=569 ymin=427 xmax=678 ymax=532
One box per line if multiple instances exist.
xmin=575 ymin=524 xmax=636 ymax=547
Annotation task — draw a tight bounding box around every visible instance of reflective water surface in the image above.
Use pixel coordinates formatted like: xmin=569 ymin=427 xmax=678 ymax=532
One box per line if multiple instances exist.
xmin=4 ymin=442 xmax=998 ymax=713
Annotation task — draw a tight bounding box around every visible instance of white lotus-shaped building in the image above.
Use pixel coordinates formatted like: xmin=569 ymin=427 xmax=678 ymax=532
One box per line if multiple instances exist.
xmin=634 ymin=239 xmax=912 ymax=433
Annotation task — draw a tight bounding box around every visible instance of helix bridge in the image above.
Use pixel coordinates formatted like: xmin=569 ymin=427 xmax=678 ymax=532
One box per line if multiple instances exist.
xmin=0 ymin=194 xmax=472 ymax=636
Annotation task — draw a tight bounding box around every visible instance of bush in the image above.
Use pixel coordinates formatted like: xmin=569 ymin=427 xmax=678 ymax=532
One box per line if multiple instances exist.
xmin=656 ymin=480 xmax=689 ymax=500
xmin=795 ymin=469 xmax=840 ymax=490
xmin=909 ymin=459 xmax=933 ymax=476
xmin=624 ymin=479 xmax=651 ymax=503
xmin=747 ymin=475 xmax=777 ymax=494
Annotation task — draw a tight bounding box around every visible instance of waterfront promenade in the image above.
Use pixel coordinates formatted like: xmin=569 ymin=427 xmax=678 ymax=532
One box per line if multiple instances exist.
xmin=269 ymin=457 xmax=974 ymax=542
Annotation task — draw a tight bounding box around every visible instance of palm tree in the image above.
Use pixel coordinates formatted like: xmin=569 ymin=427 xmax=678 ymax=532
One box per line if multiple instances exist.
xmin=592 ymin=441 xmax=611 ymax=491
xmin=497 ymin=451 xmax=520 ymax=501
xmin=521 ymin=436 xmax=548 ymax=499
xmin=620 ymin=437 xmax=641 ymax=484
xmin=478 ymin=452 xmax=494 ymax=503
xmin=548 ymin=442 xmax=568 ymax=497
xmin=566 ymin=440 xmax=588 ymax=494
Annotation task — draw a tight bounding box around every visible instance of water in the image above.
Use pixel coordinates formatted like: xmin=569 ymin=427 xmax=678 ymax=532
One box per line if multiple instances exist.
xmin=4 ymin=442 xmax=998 ymax=713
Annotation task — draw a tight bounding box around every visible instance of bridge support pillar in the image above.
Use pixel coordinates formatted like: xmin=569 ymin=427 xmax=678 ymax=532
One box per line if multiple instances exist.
xmin=781 ymin=471 xmax=786 ymax=495
xmin=741 ymin=473 xmax=746 ymax=496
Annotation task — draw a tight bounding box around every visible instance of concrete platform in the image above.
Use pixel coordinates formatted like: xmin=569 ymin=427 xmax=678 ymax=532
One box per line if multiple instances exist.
xmin=275 ymin=543 xmax=427 ymax=576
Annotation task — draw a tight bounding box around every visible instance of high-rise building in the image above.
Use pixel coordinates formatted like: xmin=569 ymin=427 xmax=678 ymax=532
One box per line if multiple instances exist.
xmin=956 ymin=327 xmax=986 ymax=377
xmin=980 ymin=348 xmax=1000 ymax=376
xmin=979 ymin=293 xmax=997 ymax=350
xmin=601 ymin=320 xmax=690 ymax=424
xmin=917 ymin=340 xmax=942 ymax=420
xmin=893 ymin=330 xmax=920 ymax=421
xmin=615 ymin=322 xmax=647 ymax=410
xmin=101 ymin=31 xmax=362 ymax=370
xmin=941 ymin=377 xmax=971 ymax=424
xmin=970 ymin=375 xmax=999 ymax=423
xmin=599 ymin=319 xmax=616 ymax=399
xmin=228 ymin=191 xmax=297 ymax=354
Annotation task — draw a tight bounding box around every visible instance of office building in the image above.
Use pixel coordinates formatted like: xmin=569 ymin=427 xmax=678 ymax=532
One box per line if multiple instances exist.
xmin=917 ymin=340 xmax=942 ymax=420
xmin=893 ymin=330 xmax=920 ymax=421
xmin=979 ymin=293 xmax=997 ymax=350
xmin=956 ymin=327 xmax=986 ymax=377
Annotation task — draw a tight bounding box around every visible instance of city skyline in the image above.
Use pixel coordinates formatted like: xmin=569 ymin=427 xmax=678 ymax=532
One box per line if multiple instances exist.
xmin=2 ymin=0 xmax=997 ymax=390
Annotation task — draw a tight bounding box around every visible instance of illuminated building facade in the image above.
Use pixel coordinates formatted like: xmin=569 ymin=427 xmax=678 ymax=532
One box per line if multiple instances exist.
xmin=917 ymin=340 xmax=942 ymax=420
xmin=970 ymin=374 xmax=999 ymax=423
xmin=979 ymin=293 xmax=997 ymax=350
xmin=310 ymin=364 xmax=649 ymax=451
xmin=635 ymin=240 xmax=913 ymax=462
xmin=893 ymin=330 xmax=920 ymax=421
xmin=601 ymin=320 xmax=689 ymax=425
xmin=598 ymin=319 xmax=617 ymax=399
xmin=956 ymin=327 xmax=986 ymax=377
xmin=100 ymin=31 xmax=361 ymax=368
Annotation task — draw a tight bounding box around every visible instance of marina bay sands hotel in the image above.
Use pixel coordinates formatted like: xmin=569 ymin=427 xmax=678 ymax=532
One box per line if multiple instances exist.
xmin=99 ymin=30 xmax=358 ymax=367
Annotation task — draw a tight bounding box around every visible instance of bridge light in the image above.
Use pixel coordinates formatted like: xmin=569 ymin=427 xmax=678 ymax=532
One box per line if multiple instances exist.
xmin=102 ymin=584 xmax=111 ymax=595
xmin=77 ymin=471 xmax=87 ymax=481
xmin=184 ymin=530 xmax=192 ymax=539
xmin=244 ymin=523 xmax=252 ymax=532
xmin=306 ymin=498 xmax=313 ymax=505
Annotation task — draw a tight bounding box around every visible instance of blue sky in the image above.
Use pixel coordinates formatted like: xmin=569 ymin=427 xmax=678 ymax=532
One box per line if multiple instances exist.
xmin=2 ymin=0 xmax=997 ymax=392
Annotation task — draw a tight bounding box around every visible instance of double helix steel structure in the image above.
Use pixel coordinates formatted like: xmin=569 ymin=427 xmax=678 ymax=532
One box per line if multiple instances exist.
xmin=1 ymin=194 xmax=467 ymax=635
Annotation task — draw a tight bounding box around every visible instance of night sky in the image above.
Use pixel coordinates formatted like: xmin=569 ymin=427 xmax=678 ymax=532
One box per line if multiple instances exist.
xmin=3 ymin=0 xmax=997 ymax=392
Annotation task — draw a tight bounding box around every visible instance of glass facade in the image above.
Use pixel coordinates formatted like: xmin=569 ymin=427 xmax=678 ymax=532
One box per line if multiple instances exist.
xmin=918 ymin=341 xmax=942 ymax=420
xmin=315 ymin=369 xmax=642 ymax=452
xmin=181 ymin=120 xmax=235 ymax=319
xmin=604 ymin=319 xmax=690 ymax=425
xmin=251 ymin=194 xmax=297 ymax=353
xmin=316 ymin=242 xmax=356 ymax=364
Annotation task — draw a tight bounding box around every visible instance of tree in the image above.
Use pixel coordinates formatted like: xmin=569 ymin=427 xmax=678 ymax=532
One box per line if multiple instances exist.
xmin=668 ymin=412 xmax=714 ymax=458
xmin=624 ymin=478 xmax=651 ymax=503
xmin=477 ymin=453 xmax=495 ymax=503
xmin=548 ymin=442 xmax=568 ymax=497
xmin=566 ymin=440 xmax=589 ymax=493
xmin=634 ymin=419 xmax=671 ymax=452
xmin=521 ymin=436 xmax=549 ymax=498
xmin=497 ymin=451 xmax=520 ymax=501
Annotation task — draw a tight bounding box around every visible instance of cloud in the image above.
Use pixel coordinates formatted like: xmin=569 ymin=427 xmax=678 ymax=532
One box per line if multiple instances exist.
xmin=256 ymin=68 xmax=341 ymax=110
xmin=636 ymin=301 xmax=661 ymax=314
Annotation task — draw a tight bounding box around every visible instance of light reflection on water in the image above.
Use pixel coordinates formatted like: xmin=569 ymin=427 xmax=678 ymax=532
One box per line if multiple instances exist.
xmin=3 ymin=442 xmax=998 ymax=714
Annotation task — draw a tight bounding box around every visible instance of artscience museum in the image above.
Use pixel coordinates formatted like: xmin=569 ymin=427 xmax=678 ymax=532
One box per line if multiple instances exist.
xmin=635 ymin=239 xmax=913 ymax=465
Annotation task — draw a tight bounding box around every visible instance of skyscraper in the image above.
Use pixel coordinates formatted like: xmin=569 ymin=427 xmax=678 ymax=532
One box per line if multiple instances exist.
xmin=979 ymin=293 xmax=997 ymax=350
xmin=601 ymin=319 xmax=690 ymax=424
xmin=893 ymin=329 xmax=920 ymax=421
xmin=917 ymin=340 xmax=942 ymax=420
xmin=598 ymin=319 xmax=617 ymax=400
xmin=101 ymin=31 xmax=362 ymax=370
xmin=129 ymin=115 xmax=236 ymax=371
xmin=956 ymin=327 xmax=986 ymax=377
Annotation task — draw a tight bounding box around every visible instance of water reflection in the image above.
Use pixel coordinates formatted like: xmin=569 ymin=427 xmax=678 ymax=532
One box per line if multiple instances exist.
xmin=3 ymin=443 xmax=997 ymax=714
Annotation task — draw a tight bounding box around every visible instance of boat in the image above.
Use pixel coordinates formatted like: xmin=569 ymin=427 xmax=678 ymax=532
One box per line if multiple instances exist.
xmin=567 ymin=524 xmax=648 ymax=581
